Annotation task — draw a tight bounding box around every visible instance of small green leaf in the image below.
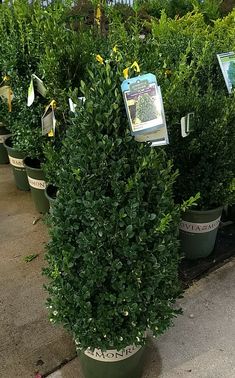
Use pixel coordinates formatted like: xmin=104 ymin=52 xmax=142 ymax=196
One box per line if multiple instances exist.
xmin=126 ymin=225 xmax=133 ymax=234
xmin=24 ymin=254 xmax=39 ymax=263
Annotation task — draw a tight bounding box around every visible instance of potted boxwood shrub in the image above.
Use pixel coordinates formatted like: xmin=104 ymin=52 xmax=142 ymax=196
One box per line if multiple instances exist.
xmin=147 ymin=12 xmax=235 ymax=259
xmin=23 ymin=0 xmax=100 ymax=212
xmin=44 ymin=55 xmax=185 ymax=378
xmin=0 ymin=0 xmax=93 ymax=210
xmin=168 ymin=83 xmax=235 ymax=259
xmin=0 ymin=0 xmax=43 ymax=192
xmin=0 ymin=97 xmax=11 ymax=164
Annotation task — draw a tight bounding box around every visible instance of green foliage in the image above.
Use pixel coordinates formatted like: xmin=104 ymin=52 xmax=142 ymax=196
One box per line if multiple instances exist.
xmin=198 ymin=0 xmax=222 ymax=21
xmin=7 ymin=97 xmax=49 ymax=161
xmin=147 ymin=11 xmax=235 ymax=209
xmin=44 ymin=55 xmax=182 ymax=351
xmin=1 ymin=0 xmax=235 ymax=353
xmin=0 ymin=98 xmax=10 ymax=125
xmin=136 ymin=0 xmax=194 ymax=19
xmin=0 ymin=0 xmax=102 ymax=177
xmin=135 ymin=0 xmax=224 ymax=20
xmin=136 ymin=93 xmax=158 ymax=122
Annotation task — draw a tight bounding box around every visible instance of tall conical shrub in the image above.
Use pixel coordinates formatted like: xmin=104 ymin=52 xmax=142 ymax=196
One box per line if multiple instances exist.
xmin=44 ymin=53 xmax=183 ymax=352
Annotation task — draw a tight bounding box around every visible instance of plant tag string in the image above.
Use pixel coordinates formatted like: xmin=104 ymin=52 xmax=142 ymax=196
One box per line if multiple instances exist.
xmin=27 ymin=74 xmax=47 ymax=107
xmin=41 ymin=100 xmax=56 ymax=137
xmin=181 ymin=112 xmax=194 ymax=137
xmin=121 ymin=71 xmax=169 ymax=146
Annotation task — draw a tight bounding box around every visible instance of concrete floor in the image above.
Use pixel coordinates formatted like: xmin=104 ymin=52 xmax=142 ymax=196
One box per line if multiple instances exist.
xmin=0 ymin=165 xmax=76 ymax=378
xmin=1 ymin=164 xmax=235 ymax=378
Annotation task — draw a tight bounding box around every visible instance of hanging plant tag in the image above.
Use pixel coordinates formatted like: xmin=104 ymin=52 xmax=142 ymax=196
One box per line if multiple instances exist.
xmin=69 ymin=98 xmax=77 ymax=113
xmin=41 ymin=101 xmax=56 ymax=136
xmin=217 ymin=52 xmax=235 ymax=94
xmin=42 ymin=111 xmax=54 ymax=135
xmin=181 ymin=112 xmax=194 ymax=137
xmin=0 ymin=85 xmax=11 ymax=99
xmin=0 ymin=85 xmax=13 ymax=112
xmin=78 ymin=96 xmax=86 ymax=104
xmin=32 ymin=74 xmax=47 ymax=97
xmin=69 ymin=97 xmax=86 ymax=113
xmin=27 ymin=77 xmax=35 ymax=107
xmin=121 ymin=73 xmax=168 ymax=146
xmin=27 ymin=74 xmax=47 ymax=107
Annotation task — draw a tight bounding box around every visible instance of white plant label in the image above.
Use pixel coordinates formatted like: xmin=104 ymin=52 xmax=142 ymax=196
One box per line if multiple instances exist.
xmin=69 ymin=98 xmax=77 ymax=113
xmin=41 ymin=110 xmax=56 ymax=136
xmin=181 ymin=112 xmax=194 ymax=138
xmin=27 ymin=77 xmax=35 ymax=107
xmin=28 ymin=176 xmax=46 ymax=190
xmin=41 ymin=100 xmax=56 ymax=137
xmin=0 ymin=85 xmax=13 ymax=101
xmin=9 ymin=156 xmax=24 ymax=168
xmin=0 ymin=134 xmax=11 ymax=143
xmin=84 ymin=345 xmax=141 ymax=362
xmin=27 ymin=74 xmax=47 ymax=107
xmin=32 ymin=74 xmax=47 ymax=97
xmin=179 ymin=217 xmax=221 ymax=234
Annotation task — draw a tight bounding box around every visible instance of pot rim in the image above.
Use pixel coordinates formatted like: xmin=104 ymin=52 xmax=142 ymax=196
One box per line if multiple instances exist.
xmin=183 ymin=206 xmax=223 ymax=216
xmin=3 ymin=136 xmax=14 ymax=150
xmin=45 ymin=184 xmax=58 ymax=201
xmin=23 ymin=157 xmax=42 ymax=171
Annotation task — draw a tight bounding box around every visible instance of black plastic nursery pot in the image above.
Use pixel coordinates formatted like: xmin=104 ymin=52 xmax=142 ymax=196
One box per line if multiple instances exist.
xmin=79 ymin=345 xmax=146 ymax=378
xmin=179 ymin=207 xmax=223 ymax=260
xmin=4 ymin=137 xmax=30 ymax=191
xmin=0 ymin=123 xmax=11 ymax=164
xmin=24 ymin=157 xmax=49 ymax=214
xmin=227 ymin=204 xmax=235 ymax=222
xmin=45 ymin=184 xmax=58 ymax=212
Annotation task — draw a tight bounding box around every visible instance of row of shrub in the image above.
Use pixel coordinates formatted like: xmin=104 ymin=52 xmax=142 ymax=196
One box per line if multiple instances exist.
xmin=136 ymin=0 xmax=234 ymax=20
xmin=0 ymin=0 xmax=235 ymax=356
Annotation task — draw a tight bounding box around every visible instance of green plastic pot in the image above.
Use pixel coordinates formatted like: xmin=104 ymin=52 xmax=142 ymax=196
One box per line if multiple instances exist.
xmin=0 ymin=123 xmax=11 ymax=164
xmin=45 ymin=184 xmax=58 ymax=213
xmin=4 ymin=137 xmax=30 ymax=191
xmin=24 ymin=157 xmax=49 ymax=214
xmin=179 ymin=206 xmax=223 ymax=260
xmin=79 ymin=345 xmax=146 ymax=378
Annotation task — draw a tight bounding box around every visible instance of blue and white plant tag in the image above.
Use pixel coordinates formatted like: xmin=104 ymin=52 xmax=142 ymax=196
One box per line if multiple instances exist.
xmin=121 ymin=73 xmax=169 ymax=146
xmin=217 ymin=52 xmax=235 ymax=94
